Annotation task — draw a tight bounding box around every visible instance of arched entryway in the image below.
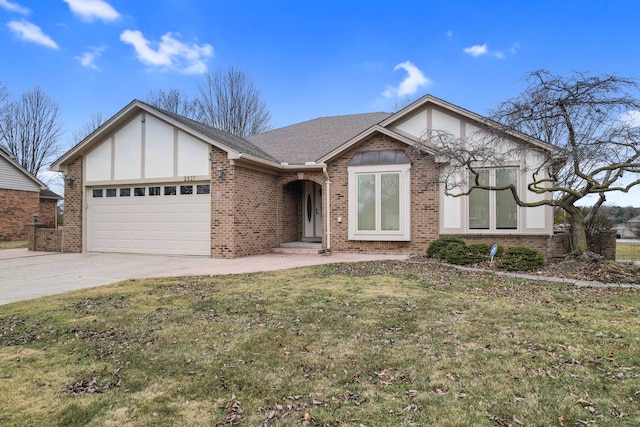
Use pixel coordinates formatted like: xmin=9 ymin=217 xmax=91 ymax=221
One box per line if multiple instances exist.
xmin=278 ymin=179 xmax=324 ymax=252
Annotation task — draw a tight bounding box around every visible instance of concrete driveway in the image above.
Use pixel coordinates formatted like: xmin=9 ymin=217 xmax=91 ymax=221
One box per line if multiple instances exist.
xmin=0 ymin=249 xmax=407 ymax=305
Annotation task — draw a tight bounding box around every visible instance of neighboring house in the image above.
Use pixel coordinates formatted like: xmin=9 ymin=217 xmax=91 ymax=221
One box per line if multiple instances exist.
xmin=0 ymin=145 xmax=62 ymax=240
xmin=51 ymin=95 xmax=556 ymax=258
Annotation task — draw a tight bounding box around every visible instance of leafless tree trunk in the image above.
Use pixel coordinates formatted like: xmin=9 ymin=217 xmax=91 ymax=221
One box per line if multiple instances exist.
xmin=417 ymin=70 xmax=640 ymax=257
xmin=145 ymin=88 xmax=199 ymax=119
xmin=196 ymin=67 xmax=271 ymax=137
xmin=0 ymin=85 xmax=63 ymax=177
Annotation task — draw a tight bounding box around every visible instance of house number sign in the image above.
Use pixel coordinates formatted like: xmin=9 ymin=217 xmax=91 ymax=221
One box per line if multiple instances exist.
xmin=183 ymin=176 xmax=196 ymax=182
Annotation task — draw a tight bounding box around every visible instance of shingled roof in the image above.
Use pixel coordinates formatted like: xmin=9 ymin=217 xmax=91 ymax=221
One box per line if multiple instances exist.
xmin=247 ymin=112 xmax=391 ymax=165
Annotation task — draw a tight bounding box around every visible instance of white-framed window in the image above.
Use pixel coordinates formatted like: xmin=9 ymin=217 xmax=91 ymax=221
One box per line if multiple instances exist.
xmin=468 ymin=168 xmax=518 ymax=231
xmin=348 ymin=163 xmax=411 ymax=241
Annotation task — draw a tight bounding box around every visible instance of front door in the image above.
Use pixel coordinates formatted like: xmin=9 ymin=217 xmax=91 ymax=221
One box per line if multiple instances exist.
xmin=303 ymin=181 xmax=322 ymax=242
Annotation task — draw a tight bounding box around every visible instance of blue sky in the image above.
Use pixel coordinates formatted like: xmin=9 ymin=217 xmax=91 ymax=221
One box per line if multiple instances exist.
xmin=1 ymin=0 xmax=639 ymax=206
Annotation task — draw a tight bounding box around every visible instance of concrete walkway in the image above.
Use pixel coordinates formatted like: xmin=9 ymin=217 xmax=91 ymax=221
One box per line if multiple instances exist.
xmin=0 ymin=250 xmax=407 ymax=305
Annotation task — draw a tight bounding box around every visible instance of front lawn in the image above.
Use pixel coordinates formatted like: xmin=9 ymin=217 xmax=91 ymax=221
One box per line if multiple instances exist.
xmin=1 ymin=261 xmax=638 ymax=426
xmin=617 ymin=241 xmax=640 ymax=261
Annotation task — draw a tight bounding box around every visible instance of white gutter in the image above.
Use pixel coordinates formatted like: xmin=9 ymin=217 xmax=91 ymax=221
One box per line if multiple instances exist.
xmin=323 ymin=166 xmax=331 ymax=252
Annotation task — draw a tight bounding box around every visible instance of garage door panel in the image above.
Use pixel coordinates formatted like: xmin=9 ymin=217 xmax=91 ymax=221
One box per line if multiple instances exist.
xmin=87 ymin=183 xmax=211 ymax=256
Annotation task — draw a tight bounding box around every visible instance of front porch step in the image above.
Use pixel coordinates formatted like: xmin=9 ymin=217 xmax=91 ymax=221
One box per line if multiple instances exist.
xmin=272 ymin=242 xmax=325 ymax=255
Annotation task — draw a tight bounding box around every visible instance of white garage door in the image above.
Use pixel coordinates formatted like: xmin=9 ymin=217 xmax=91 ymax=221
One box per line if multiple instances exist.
xmin=87 ymin=183 xmax=211 ymax=256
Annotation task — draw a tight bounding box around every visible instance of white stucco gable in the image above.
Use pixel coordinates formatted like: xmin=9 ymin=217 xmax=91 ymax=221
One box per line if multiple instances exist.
xmin=379 ymin=95 xmax=555 ymax=236
xmin=84 ymin=112 xmax=210 ymax=184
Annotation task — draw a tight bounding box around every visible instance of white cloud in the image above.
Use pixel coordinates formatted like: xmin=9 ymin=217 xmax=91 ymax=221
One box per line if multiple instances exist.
xmin=75 ymin=45 xmax=106 ymax=70
xmin=621 ymin=110 xmax=640 ymax=126
xmin=64 ymin=0 xmax=120 ymax=22
xmin=120 ymin=30 xmax=213 ymax=74
xmin=382 ymin=61 xmax=431 ymax=98
xmin=445 ymin=30 xmax=453 ymax=39
xmin=0 ymin=0 xmax=29 ymax=14
xmin=463 ymin=44 xmax=488 ymax=57
xmin=463 ymin=42 xmax=520 ymax=59
xmin=7 ymin=20 xmax=58 ymax=49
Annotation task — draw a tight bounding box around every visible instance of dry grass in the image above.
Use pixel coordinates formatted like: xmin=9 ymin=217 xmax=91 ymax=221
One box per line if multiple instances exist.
xmin=1 ymin=261 xmax=639 ymax=426
xmin=0 ymin=240 xmax=28 ymax=249
xmin=617 ymin=241 xmax=640 ymax=261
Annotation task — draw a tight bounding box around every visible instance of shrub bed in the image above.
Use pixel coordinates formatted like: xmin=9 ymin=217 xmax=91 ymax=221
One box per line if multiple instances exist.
xmin=426 ymin=237 xmax=542 ymax=272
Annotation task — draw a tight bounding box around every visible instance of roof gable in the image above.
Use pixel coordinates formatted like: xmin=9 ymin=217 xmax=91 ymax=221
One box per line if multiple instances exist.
xmin=381 ymin=94 xmax=557 ymax=152
xmin=319 ymin=94 xmax=557 ymax=163
xmin=52 ymin=100 xmax=279 ymax=171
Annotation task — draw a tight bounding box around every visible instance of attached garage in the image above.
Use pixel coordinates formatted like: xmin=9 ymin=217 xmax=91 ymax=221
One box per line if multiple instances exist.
xmin=87 ymin=183 xmax=211 ymax=256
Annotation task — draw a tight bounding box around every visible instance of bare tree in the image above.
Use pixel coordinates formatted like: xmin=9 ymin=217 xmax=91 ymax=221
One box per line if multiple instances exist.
xmin=0 ymin=82 xmax=10 ymax=142
xmin=393 ymin=96 xmax=416 ymax=112
xmin=0 ymin=85 xmax=63 ymax=177
xmin=72 ymin=112 xmax=105 ymax=144
xmin=417 ymin=70 xmax=640 ymax=257
xmin=145 ymin=88 xmax=199 ymax=119
xmin=196 ymin=67 xmax=271 ymax=137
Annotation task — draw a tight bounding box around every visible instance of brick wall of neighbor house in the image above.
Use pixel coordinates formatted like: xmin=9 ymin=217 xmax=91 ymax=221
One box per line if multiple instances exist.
xmin=327 ymin=132 xmax=440 ymax=254
xmin=38 ymin=198 xmax=57 ymax=228
xmin=0 ymin=188 xmax=40 ymax=240
xmin=63 ymin=156 xmax=83 ymax=253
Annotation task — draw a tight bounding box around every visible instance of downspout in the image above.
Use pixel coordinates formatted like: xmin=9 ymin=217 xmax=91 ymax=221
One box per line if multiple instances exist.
xmin=323 ymin=166 xmax=331 ymax=252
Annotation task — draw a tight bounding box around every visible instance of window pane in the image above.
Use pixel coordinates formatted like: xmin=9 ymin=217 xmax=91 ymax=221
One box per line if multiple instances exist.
xmin=120 ymin=188 xmax=130 ymax=197
xmin=469 ymin=170 xmax=489 ymax=229
xmin=381 ymin=173 xmax=400 ymax=231
xmin=496 ymin=168 xmax=518 ymax=229
xmin=106 ymin=188 xmax=116 ymax=197
xmin=197 ymin=184 xmax=210 ymax=195
xmin=149 ymin=186 xmax=161 ymax=196
xmin=164 ymin=186 xmax=176 ymax=196
xmin=92 ymin=189 xmax=103 ymax=198
xmin=180 ymin=185 xmax=193 ymax=195
xmin=134 ymin=187 xmax=145 ymax=196
xmin=357 ymin=174 xmax=375 ymax=230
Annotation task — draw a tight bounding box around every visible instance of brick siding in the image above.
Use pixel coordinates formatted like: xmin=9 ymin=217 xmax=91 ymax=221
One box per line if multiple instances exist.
xmin=63 ymin=156 xmax=83 ymax=253
xmin=0 ymin=188 xmax=39 ymax=240
xmin=326 ymin=132 xmax=440 ymax=254
xmin=210 ymin=148 xmax=281 ymax=258
xmin=28 ymin=225 xmax=63 ymax=252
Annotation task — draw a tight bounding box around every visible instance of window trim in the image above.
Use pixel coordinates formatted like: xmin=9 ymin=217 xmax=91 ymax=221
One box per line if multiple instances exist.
xmin=348 ymin=163 xmax=411 ymax=241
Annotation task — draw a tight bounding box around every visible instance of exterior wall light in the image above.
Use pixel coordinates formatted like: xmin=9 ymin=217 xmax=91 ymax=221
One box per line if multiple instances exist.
xmin=65 ymin=176 xmax=75 ymax=187
xmin=216 ymin=167 xmax=225 ymax=180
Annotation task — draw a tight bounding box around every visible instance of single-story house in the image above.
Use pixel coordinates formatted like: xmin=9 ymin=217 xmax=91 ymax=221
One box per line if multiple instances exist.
xmin=51 ymin=95 xmax=556 ymax=258
xmin=0 ymin=145 xmax=62 ymax=240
